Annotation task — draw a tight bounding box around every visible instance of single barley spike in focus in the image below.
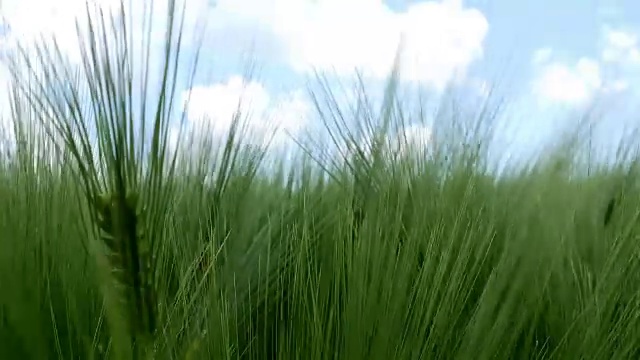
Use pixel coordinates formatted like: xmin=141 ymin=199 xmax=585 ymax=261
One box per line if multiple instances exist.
xmin=95 ymin=190 xmax=158 ymax=347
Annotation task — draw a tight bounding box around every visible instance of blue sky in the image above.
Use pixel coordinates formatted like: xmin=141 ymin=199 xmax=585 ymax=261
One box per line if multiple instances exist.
xmin=1 ymin=0 xmax=639 ymax=171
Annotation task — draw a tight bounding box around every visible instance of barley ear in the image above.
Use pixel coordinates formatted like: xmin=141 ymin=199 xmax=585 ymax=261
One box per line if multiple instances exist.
xmin=95 ymin=191 xmax=157 ymax=344
xmin=7 ymin=0 xmax=202 ymax=357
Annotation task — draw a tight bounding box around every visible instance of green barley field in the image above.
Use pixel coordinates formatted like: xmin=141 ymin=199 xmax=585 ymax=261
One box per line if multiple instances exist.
xmin=2 ymin=1 xmax=640 ymax=359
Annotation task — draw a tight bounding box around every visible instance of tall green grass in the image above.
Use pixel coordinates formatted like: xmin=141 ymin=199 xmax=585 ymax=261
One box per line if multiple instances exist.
xmin=2 ymin=1 xmax=640 ymax=359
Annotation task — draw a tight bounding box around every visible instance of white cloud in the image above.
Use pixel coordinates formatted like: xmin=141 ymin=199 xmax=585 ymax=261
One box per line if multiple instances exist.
xmin=181 ymin=75 xmax=311 ymax=149
xmin=208 ymin=0 xmax=489 ymax=89
xmin=0 ymin=0 xmax=122 ymax=61
xmin=0 ymin=0 xmax=209 ymax=62
xmin=390 ymin=124 xmax=434 ymax=158
xmin=608 ymin=78 xmax=630 ymax=92
xmin=532 ymin=58 xmax=602 ymax=105
xmin=601 ymin=28 xmax=640 ymax=65
xmin=532 ymin=48 xmax=553 ymax=65
xmin=530 ymin=27 xmax=640 ymax=105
